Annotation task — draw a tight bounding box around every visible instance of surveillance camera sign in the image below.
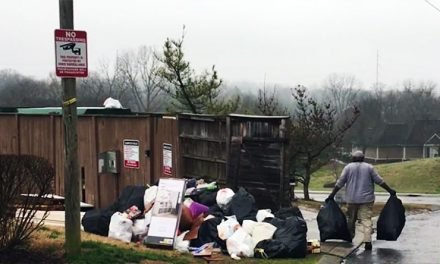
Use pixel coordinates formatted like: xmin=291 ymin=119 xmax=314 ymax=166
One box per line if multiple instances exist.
xmin=55 ymin=29 xmax=88 ymax=78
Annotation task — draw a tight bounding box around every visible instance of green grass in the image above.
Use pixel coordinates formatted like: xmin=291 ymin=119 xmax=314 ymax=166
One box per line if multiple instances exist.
xmin=303 ymin=158 xmax=440 ymax=193
xmin=28 ymin=226 xmax=321 ymax=264
xmin=67 ymin=241 xmax=321 ymax=264
xmin=67 ymin=241 xmax=191 ymax=264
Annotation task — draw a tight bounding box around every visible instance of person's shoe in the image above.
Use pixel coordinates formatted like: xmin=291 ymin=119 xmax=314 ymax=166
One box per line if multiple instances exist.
xmin=364 ymin=242 xmax=372 ymax=251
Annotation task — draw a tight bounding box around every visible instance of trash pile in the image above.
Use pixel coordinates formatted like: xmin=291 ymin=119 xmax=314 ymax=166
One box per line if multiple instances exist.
xmin=82 ymin=180 xmax=310 ymax=260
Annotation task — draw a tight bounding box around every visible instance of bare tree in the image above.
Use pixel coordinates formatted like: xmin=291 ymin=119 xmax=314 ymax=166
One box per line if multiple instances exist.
xmin=289 ymin=85 xmax=359 ymax=200
xmin=77 ymin=61 xmax=129 ymax=107
xmin=0 ymin=70 xmax=59 ymax=107
xmin=257 ymin=85 xmax=288 ymax=116
xmin=323 ymin=73 xmax=361 ymax=116
xmin=117 ymin=46 xmax=164 ymax=112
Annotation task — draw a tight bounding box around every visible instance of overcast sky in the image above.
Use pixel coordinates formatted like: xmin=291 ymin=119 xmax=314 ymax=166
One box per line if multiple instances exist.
xmin=1 ymin=0 xmax=440 ymax=89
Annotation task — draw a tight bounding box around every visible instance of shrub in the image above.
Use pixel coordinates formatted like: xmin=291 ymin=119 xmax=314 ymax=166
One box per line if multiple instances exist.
xmin=0 ymin=155 xmax=54 ymax=252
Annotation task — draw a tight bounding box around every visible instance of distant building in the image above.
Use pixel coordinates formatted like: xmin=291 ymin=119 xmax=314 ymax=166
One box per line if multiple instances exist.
xmin=353 ymin=120 xmax=440 ymax=162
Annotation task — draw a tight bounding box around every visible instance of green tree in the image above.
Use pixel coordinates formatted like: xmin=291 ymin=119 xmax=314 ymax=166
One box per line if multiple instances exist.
xmin=157 ymin=33 xmax=239 ymax=114
xmin=289 ymin=85 xmax=359 ymax=200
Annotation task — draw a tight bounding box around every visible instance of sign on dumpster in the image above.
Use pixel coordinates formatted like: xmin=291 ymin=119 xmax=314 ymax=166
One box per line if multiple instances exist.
xmin=162 ymin=143 xmax=173 ymax=176
xmin=123 ymin=139 xmax=140 ymax=169
xmin=145 ymin=178 xmax=186 ymax=248
xmin=54 ymin=29 xmax=88 ymax=77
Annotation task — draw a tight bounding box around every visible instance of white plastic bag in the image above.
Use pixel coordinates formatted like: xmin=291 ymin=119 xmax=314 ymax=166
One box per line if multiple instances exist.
xmin=242 ymin=220 xmax=257 ymax=235
xmin=217 ymin=215 xmax=240 ymax=240
xmin=132 ymin=218 xmax=147 ymax=236
xmin=252 ymin=222 xmax=277 ymax=248
xmin=216 ymin=188 xmax=235 ymax=209
xmin=103 ymin=97 xmax=123 ymax=109
xmin=144 ymin=186 xmax=158 ymax=211
xmin=144 ymin=209 xmax=152 ymax=226
xmin=174 ymin=231 xmax=190 ymax=253
xmin=256 ymin=209 xmax=274 ymax=222
xmin=108 ymin=212 xmax=133 ymax=243
xmin=226 ymin=228 xmax=254 ymax=259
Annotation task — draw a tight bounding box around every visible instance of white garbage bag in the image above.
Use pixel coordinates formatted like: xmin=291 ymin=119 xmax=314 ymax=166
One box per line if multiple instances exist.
xmin=144 ymin=186 xmax=158 ymax=212
xmin=132 ymin=218 xmax=148 ymax=237
xmin=174 ymin=231 xmax=190 ymax=253
xmin=256 ymin=209 xmax=274 ymax=222
xmin=217 ymin=215 xmax=240 ymax=240
xmin=108 ymin=212 xmax=133 ymax=243
xmin=242 ymin=220 xmax=257 ymax=235
xmin=144 ymin=209 xmax=152 ymax=226
xmin=226 ymin=227 xmax=254 ymax=259
xmin=103 ymin=97 xmax=123 ymax=109
xmin=251 ymin=222 xmax=277 ymax=248
xmin=216 ymin=188 xmax=235 ymax=209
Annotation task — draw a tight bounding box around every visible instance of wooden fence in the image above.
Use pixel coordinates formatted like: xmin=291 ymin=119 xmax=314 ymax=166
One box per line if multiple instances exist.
xmin=0 ymin=109 xmax=289 ymax=210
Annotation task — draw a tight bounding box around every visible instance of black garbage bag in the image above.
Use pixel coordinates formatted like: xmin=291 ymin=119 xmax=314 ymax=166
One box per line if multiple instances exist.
xmin=272 ymin=216 xmax=308 ymax=258
xmin=115 ymin=185 xmax=147 ymax=212
xmin=257 ymin=216 xmax=307 ymax=258
xmin=189 ymin=217 xmax=226 ymax=251
xmin=254 ymin=239 xmax=288 ymax=258
xmin=207 ymin=204 xmax=225 ymax=218
xmin=274 ymin=207 xmax=303 ymax=219
xmin=81 ymin=208 xmax=115 ymax=236
xmin=317 ymin=199 xmax=352 ymax=242
xmin=377 ymin=195 xmax=406 ymax=241
xmin=190 ymin=189 xmax=218 ymax=207
xmin=224 ymin=187 xmax=257 ymax=224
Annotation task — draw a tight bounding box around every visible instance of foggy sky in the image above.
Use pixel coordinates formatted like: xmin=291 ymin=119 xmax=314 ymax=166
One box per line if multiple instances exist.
xmin=1 ymin=0 xmax=440 ymax=89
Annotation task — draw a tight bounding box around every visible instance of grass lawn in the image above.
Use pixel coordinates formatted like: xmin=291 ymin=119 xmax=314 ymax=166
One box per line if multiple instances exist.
xmin=0 ymin=226 xmax=322 ymax=264
xmin=302 ymin=158 xmax=440 ymax=193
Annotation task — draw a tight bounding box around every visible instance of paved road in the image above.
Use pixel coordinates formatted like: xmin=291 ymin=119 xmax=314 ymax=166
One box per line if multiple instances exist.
xmin=346 ymin=211 xmax=440 ymax=264
xmin=301 ymin=207 xmax=440 ymax=264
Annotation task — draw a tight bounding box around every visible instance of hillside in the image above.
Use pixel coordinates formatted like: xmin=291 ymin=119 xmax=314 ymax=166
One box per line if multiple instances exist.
xmin=307 ymin=158 xmax=440 ymax=194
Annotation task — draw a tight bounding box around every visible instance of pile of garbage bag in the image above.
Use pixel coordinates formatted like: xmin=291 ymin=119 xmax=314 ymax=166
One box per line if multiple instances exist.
xmin=82 ymin=179 xmax=308 ymax=260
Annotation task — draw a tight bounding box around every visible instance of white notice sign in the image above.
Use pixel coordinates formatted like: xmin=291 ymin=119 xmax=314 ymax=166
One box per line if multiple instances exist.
xmin=123 ymin=139 xmax=140 ymax=169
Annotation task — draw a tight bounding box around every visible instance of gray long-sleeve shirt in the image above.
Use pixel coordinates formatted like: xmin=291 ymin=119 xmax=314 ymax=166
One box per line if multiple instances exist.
xmin=335 ymin=161 xmax=385 ymax=203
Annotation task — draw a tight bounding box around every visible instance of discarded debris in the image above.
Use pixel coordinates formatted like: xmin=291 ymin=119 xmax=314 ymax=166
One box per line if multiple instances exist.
xmin=82 ymin=179 xmax=310 ymax=260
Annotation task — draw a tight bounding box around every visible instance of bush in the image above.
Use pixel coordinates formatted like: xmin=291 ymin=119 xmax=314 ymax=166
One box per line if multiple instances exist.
xmin=0 ymin=155 xmax=54 ymax=252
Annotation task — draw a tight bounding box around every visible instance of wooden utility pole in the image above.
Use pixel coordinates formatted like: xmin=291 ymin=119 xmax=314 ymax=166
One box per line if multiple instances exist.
xmin=59 ymin=0 xmax=81 ymax=255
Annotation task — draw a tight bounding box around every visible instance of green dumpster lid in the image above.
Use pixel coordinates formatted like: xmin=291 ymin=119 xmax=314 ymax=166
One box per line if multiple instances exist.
xmin=15 ymin=107 xmax=132 ymax=115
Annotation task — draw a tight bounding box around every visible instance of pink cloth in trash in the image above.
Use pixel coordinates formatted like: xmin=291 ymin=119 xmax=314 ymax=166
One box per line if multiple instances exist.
xmin=189 ymin=201 xmax=209 ymax=218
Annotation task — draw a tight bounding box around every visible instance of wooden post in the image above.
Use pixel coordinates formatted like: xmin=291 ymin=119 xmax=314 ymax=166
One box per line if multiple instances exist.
xmin=59 ymin=0 xmax=81 ymax=255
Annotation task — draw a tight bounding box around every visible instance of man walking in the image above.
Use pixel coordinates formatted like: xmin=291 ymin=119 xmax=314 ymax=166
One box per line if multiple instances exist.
xmin=327 ymin=151 xmax=396 ymax=250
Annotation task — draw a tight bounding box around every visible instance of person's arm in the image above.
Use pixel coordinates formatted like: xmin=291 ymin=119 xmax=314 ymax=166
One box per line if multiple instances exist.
xmin=328 ymin=166 xmax=348 ymax=200
xmin=371 ymin=166 xmax=396 ymax=195
xmin=380 ymin=182 xmax=396 ymax=196
xmin=328 ymin=185 xmax=340 ymax=200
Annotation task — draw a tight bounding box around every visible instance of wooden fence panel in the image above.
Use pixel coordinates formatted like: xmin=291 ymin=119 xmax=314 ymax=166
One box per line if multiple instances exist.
xmin=150 ymin=115 xmax=179 ymax=182
xmin=178 ymin=115 xmax=227 ymax=183
xmin=0 ymin=115 xmax=19 ymax=154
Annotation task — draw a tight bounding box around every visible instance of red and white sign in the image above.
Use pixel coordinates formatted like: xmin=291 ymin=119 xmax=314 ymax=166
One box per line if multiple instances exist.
xmin=54 ymin=29 xmax=88 ymax=77
xmin=162 ymin=143 xmax=173 ymax=176
xmin=123 ymin=140 xmax=140 ymax=169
